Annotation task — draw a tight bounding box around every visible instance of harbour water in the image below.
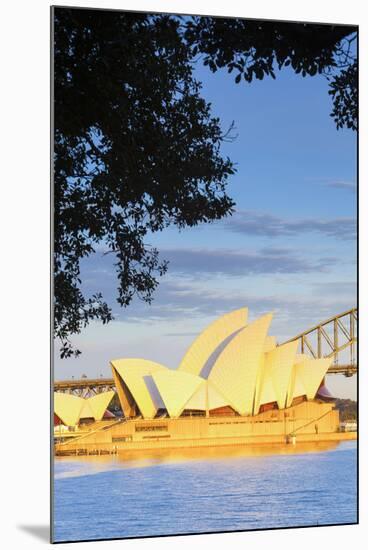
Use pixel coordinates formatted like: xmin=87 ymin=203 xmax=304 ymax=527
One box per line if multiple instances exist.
xmin=53 ymin=440 xmax=357 ymax=542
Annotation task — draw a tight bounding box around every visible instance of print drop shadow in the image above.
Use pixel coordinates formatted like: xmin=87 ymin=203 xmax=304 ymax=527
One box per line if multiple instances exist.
xmin=17 ymin=524 xmax=50 ymax=543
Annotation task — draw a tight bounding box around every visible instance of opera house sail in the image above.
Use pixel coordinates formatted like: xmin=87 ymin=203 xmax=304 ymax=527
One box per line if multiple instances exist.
xmin=54 ymin=308 xmax=345 ymax=455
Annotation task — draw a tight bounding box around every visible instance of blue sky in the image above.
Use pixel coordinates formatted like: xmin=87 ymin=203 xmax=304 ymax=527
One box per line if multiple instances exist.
xmin=55 ymin=57 xmax=357 ymax=398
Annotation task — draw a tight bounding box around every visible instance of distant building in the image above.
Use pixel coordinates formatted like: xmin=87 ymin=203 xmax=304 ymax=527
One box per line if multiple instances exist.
xmin=340 ymin=421 xmax=357 ymax=432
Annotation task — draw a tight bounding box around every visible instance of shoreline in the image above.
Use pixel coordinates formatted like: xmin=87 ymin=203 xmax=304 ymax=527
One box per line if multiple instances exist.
xmin=55 ymin=430 xmax=356 ymax=457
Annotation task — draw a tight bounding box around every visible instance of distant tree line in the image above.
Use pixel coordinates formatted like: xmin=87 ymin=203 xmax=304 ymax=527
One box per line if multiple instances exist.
xmin=334 ymin=398 xmax=357 ymax=421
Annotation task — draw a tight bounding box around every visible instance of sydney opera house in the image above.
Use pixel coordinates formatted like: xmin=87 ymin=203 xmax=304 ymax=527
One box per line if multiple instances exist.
xmin=54 ymin=391 xmax=115 ymax=427
xmin=55 ymin=308 xmax=342 ymax=454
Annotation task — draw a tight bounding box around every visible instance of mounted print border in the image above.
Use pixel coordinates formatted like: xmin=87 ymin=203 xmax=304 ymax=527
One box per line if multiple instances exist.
xmin=51 ymin=4 xmax=358 ymax=544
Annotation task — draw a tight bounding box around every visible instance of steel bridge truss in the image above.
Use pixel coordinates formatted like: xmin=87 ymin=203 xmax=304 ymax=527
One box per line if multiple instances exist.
xmin=283 ymin=307 xmax=357 ymax=377
xmin=53 ymin=378 xmax=116 ymax=397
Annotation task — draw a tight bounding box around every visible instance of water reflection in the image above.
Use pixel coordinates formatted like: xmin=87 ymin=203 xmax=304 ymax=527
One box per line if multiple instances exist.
xmin=53 ymin=441 xmax=357 ymax=542
xmin=55 ymin=440 xmax=342 ymax=478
